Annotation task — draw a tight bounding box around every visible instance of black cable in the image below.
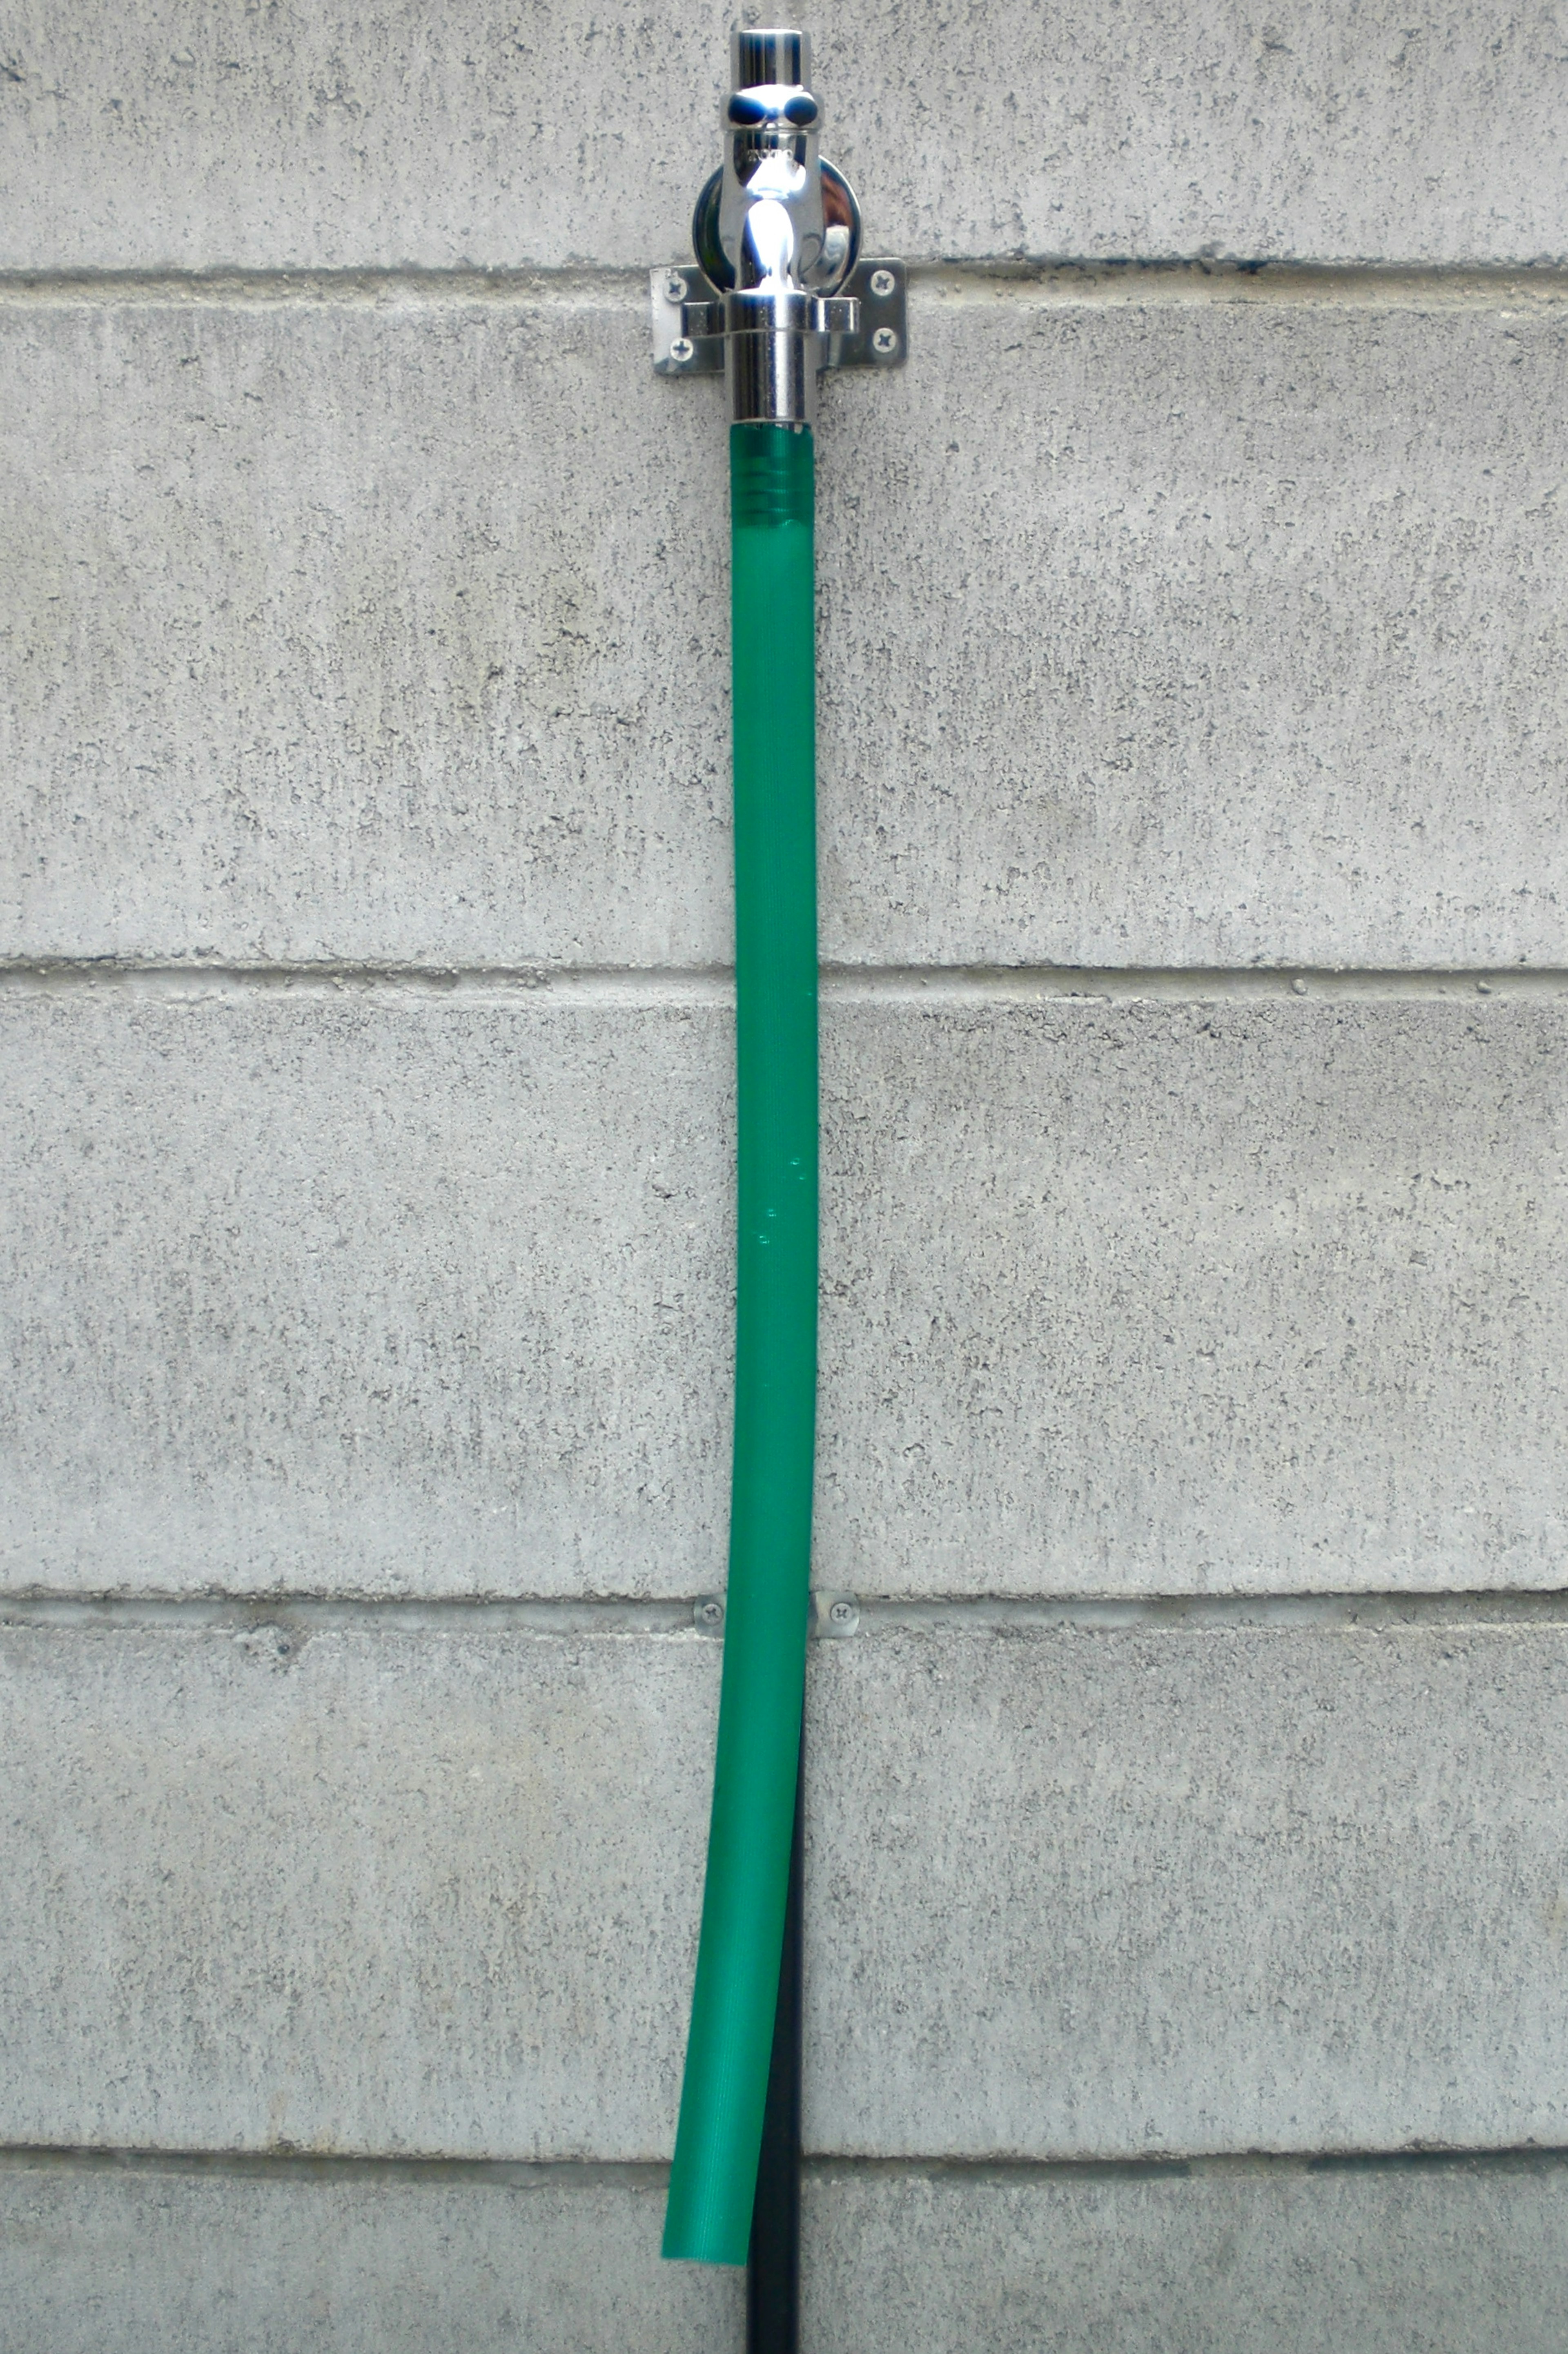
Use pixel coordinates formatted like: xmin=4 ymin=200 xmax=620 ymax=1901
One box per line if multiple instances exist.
xmin=747 ymin=1728 xmax=804 ymax=2353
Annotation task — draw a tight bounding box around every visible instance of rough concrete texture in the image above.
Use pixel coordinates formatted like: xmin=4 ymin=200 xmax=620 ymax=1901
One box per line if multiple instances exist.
xmin=0 ymin=2158 xmax=742 ymax=2354
xmin=823 ymin=287 xmax=1568 ymax=970
xmin=821 ymin=994 xmax=1568 ymax=1597
xmin=12 ymin=1613 xmax=1565 ymax=2163
xmin=4 ymin=990 xmax=1564 ymax=1599
xmin=0 ymin=297 xmax=729 ymax=975
xmin=0 ymin=1621 xmax=716 ymax=2156
xmin=4 ymin=290 xmax=1566 ymax=971
xmin=804 ymin=1623 xmax=1568 ymax=2157
xmin=0 ymin=992 xmax=733 ymax=1598
xmin=0 ymin=2 xmax=1563 ymax=270
xmin=802 ymin=2158 xmax=1568 ymax=2354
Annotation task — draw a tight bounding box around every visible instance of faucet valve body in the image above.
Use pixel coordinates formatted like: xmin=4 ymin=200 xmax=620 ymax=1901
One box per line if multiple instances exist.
xmin=719 ymin=27 xmax=854 ymax=425
xmin=651 ymin=25 xmax=905 ymax=424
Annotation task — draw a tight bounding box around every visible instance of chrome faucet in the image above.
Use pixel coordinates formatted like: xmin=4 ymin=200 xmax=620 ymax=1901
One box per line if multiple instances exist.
xmin=715 ymin=28 xmax=850 ymax=295
xmin=651 ymin=26 xmax=905 ymax=426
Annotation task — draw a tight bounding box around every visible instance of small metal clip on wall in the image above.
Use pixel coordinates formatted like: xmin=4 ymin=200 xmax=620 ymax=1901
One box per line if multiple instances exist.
xmin=650 ymin=27 xmax=907 ymax=420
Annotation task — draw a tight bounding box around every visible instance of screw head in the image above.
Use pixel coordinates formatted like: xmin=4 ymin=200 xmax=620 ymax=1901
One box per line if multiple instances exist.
xmin=871 ymin=325 xmax=900 ymax=358
xmin=665 ymin=272 xmax=688 ymax=302
xmin=694 ymin=1595 xmax=725 ymax=1630
xmin=812 ymin=1590 xmax=860 ymax=1638
xmin=669 ymin=336 xmax=695 ymax=364
xmin=869 ymin=268 xmax=896 ymax=299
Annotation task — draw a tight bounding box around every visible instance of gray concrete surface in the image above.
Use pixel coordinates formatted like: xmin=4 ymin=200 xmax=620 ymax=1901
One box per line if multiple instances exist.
xmin=5 ymin=289 xmax=1567 ymax=970
xmin=0 ymin=2 xmax=1562 ymax=270
xmin=802 ymin=2157 xmax=1568 ymax=2354
xmin=0 ymin=295 xmax=727 ymax=974
xmin=822 ymin=993 xmax=1568 ymax=1597
xmin=0 ymin=1620 xmax=716 ymax=2156
xmin=804 ymin=1621 xmax=1568 ymax=2157
xmin=0 ymin=991 xmax=733 ymax=1598
xmin=5 ymin=988 xmax=1564 ymax=1599
xmin=824 ymin=286 xmax=1568 ymax=970
xmin=0 ymin=2157 xmax=742 ymax=2354
xmin=9 ymin=1611 xmax=1566 ymax=2164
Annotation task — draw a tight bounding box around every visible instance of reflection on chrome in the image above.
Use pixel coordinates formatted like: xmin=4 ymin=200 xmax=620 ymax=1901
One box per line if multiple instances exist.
xmin=711 ymin=27 xmax=862 ymax=426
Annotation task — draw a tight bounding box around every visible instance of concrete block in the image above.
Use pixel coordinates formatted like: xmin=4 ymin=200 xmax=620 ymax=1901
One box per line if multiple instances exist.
xmin=0 ymin=2 xmax=1562 ymax=270
xmin=820 ymin=994 xmax=1568 ymax=1597
xmin=822 ymin=288 xmax=1568 ymax=970
xmin=7 ymin=990 xmax=1565 ymax=1600
xmin=802 ymin=2157 xmax=1568 ymax=2354
xmin=0 ymin=990 xmax=733 ymax=1598
xmin=804 ymin=1621 xmax=1568 ymax=2157
xmin=0 ymin=297 xmax=729 ymax=974
xmin=0 ymin=2156 xmax=742 ymax=2354
xmin=4 ymin=292 xmax=1568 ymax=970
xmin=0 ymin=1620 xmax=715 ymax=2156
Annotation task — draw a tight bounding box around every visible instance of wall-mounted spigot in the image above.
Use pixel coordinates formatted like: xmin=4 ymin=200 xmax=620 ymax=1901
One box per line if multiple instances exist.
xmin=651 ymin=26 xmax=906 ymax=426
xmin=714 ymin=28 xmax=848 ymax=295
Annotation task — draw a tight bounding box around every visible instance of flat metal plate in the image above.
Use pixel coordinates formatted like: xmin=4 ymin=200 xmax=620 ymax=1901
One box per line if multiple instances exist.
xmin=650 ymin=263 xmax=725 ymax=375
xmin=650 ymin=256 xmax=908 ymax=378
xmin=829 ymin=257 xmax=908 ymax=371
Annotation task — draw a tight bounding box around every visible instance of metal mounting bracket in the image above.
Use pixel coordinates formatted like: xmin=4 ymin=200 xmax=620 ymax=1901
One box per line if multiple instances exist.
xmin=651 ymin=254 xmax=908 ymax=379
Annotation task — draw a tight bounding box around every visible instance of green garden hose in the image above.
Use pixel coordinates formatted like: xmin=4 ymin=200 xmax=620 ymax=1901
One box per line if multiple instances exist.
xmin=662 ymin=421 xmax=819 ymax=2266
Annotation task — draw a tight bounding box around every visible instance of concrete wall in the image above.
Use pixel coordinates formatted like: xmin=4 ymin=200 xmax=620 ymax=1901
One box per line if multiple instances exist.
xmin=2 ymin=6 xmax=1565 ymax=2346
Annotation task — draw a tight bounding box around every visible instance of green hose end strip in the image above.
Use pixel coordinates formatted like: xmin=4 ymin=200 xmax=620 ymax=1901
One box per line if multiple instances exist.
xmin=662 ymin=423 xmax=819 ymax=2268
